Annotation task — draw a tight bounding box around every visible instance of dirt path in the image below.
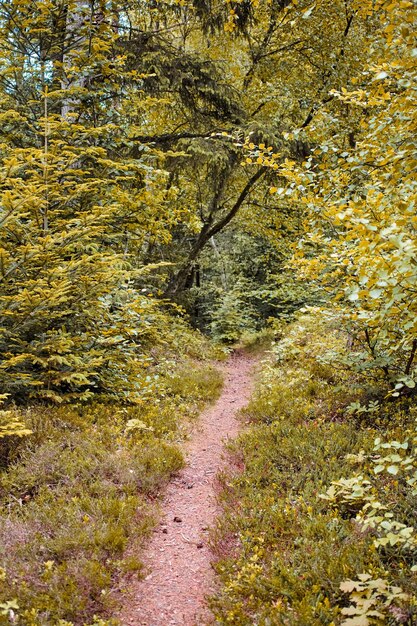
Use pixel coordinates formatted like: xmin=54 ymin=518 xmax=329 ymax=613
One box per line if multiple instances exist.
xmin=118 ymin=352 xmax=255 ymax=626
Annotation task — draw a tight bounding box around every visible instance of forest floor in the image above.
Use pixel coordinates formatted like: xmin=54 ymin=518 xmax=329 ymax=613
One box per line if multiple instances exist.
xmin=118 ymin=351 xmax=256 ymax=626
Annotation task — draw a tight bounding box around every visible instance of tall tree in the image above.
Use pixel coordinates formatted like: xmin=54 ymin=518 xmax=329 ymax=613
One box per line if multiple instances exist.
xmin=272 ymin=0 xmax=417 ymax=388
xmin=122 ymin=0 xmax=373 ymax=300
xmin=0 ymin=0 xmax=181 ymax=401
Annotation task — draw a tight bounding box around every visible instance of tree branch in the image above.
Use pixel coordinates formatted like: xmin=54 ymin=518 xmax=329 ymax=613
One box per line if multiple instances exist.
xmin=299 ymin=12 xmax=355 ymax=129
xmin=130 ymin=130 xmax=233 ymax=145
xmin=202 ymin=166 xmax=267 ymax=241
xmin=165 ymin=166 xmax=267 ymax=295
xmin=405 ymin=339 xmax=417 ymax=376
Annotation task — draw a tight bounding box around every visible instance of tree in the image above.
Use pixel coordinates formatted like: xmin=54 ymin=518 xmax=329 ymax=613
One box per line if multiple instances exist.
xmin=273 ymin=0 xmax=417 ymax=389
xmin=126 ymin=0 xmax=375 ymax=304
xmin=0 ymin=0 xmax=181 ymax=401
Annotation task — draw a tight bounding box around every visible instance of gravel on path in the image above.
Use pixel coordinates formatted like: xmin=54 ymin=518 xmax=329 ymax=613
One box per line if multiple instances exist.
xmin=118 ymin=352 xmax=256 ymax=626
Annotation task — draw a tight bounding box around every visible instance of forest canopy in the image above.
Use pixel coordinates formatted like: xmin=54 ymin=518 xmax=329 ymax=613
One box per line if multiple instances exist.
xmin=3 ymin=0 xmax=412 ymax=403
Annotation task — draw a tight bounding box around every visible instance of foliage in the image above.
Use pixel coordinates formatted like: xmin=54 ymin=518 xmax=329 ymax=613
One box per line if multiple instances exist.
xmin=135 ymin=0 xmax=373 ymax=327
xmin=210 ymin=313 xmax=417 ymax=625
xmin=209 ymin=289 xmax=259 ymax=343
xmin=0 ymin=0 xmax=190 ymax=402
xmin=0 ymin=0 xmax=379 ymax=363
xmin=259 ymin=0 xmax=417 ymax=388
xmin=321 ymin=421 xmax=417 ymax=556
xmin=0 ymin=395 xmax=32 ymax=460
xmin=187 ymin=228 xmax=319 ymax=340
xmin=0 ymin=410 xmax=32 ymax=440
xmin=2 ymin=0 xmax=417 ymax=624
xmin=339 ymin=574 xmax=409 ymax=626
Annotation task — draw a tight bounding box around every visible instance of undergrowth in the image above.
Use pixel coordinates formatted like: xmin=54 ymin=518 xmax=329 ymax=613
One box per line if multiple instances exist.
xmin=0 ymin=334 xmax=223 ymax=626
xmin=211 ymin=312 xmax=417 ymax=625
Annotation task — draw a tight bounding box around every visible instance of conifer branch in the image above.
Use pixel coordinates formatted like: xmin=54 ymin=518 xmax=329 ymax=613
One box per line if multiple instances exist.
xmin=43 ymin=85 xmax=49 ymax=232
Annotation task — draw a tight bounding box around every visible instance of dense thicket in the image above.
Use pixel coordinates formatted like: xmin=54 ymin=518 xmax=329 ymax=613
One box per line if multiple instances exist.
xmin=270 ymin=0 xmax=417 ymax=390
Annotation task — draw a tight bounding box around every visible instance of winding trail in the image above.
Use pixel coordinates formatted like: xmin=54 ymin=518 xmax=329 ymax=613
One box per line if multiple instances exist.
xmin=118 ymin=352 xmax=255 ymax=626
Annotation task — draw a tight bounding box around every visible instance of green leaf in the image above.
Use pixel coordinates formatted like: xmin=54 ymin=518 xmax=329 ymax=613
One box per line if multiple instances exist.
xmin=369 ymin=289 xmax=382 ymax=299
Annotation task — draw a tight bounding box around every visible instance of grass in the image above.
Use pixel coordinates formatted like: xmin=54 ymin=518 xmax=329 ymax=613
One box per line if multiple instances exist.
xmin=0 ymin=344 xmax=223 ymax=625
xmin=210 ymin=312 xmax=417 ymax=625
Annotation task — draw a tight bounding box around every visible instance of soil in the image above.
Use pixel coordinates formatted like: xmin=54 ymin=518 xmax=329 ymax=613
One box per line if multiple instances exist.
xmin=118 ymin=351 xmax=256 ymax=626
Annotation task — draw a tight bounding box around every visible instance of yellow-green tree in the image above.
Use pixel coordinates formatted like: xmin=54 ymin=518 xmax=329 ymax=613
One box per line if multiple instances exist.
xmin=275 ymin=0 xmax=417 ymax=389
xmin=130 ymin=0 xmax=374 ymax=310
xmin=0 ymin=0 xmax=182 ymax=401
